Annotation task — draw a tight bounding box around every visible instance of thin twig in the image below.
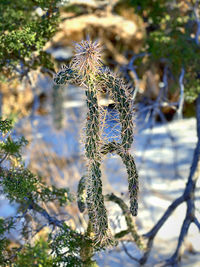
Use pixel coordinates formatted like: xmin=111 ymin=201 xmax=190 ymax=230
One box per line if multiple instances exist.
xmin=105 ymin=193 xmax=143 ymax=248
xmin=121 ymin=241 xmax=140 ymax=263
xmin=193 ymin=216 xmax=200 ymax=231
xmin=0 ymin=153 xmax=8 ymax=164
xmin=140 ymin=195 xmax=185 ymax=265
xmin=4 ymin=245 xmax=23 ymax=262
xmin=33 ymin=223 xmax=48 ymax=236
xmin=127 ymin=53 xmax=148 ymax=102
xmin=162 ymin=65 xmax=168 ymax=99
xmin=176 ymin=68 xmax=185 ymax=120
xmin=157 ymin=109 xmax=179 ymax=177
xmin=28 ymin=201 xmax=65 ymax=229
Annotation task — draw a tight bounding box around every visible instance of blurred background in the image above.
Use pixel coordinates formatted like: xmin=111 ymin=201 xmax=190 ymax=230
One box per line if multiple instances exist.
xmin=0 ymin=0 xmax=200 ymax=266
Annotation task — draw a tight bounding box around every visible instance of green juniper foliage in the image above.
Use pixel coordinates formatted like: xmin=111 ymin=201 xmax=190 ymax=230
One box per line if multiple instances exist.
xmin=1 ymin=117 xmax=142 ymax=267
xmin=0 ymin=119 xmax=13 ymax=133
xmin=124 ymin=0 xmax=200 ymax=102
xmin=0 ymin=136 xmax=28 ymax=160
xmin=54 ymin=39 xmax=139 ymax=245
xmin=13 ymin=238 xmax=54 ymax=267
xmin=0 ymin=0 xmax=60 ymax=79
xmin=0 ymin=217 xmax=14 ymax=264
xmin=0 ymin=119 xmax=81 ymax=266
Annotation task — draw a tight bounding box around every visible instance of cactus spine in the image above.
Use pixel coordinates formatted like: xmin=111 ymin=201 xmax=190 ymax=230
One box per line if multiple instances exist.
xmin=54 ymin=39 xmax=139 ymax=245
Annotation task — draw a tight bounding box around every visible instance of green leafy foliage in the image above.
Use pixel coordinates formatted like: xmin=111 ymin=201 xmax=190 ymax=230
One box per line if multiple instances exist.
xmin=14 ymin=238 xmax=53 ymax=267
xmin=147 ymin=16 xmax=200 ymax=100
xmin=0 ymin=166 xmax=73 ymax=206
xmin=0 ymin=118 xmax=72 ymax=206
xmin=50 ymin=224 xmax=84 ymax=266
xmin=0 ymin=117 xmax=98 ymax=266
xmin=0 ymin=118 xmax=13 ymax=134
xmin=127 ymin=0 xmax=200 ymax=102
xmin=39 ymin=185 xmax=73 ymax=206
xmin=120 ymin=0 xmax=167 ymax=24
xmin=0 ymin=136 xmax=28 ymax=159
xmin=1 ymin=168 xmax=38 ymax=202
xmin=0 ymin=119 xmax=27 ymax=163
xmin=0 ymin=0 xmax=60 ymax=77
xmin=0 ymin=218 xmax=10 ymax=265
xmin=0 ymin=217 xmax=17 ymax=265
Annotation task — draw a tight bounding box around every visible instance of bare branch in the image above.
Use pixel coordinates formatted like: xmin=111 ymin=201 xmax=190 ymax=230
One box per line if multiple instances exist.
xmin=144 ymin=197 xmax=185 ymax=240
xmin=162 ymin=94 xmax=200 ymax=265
xmin=105 ymin=193 xmax=143 ymax=248
xmin=193 ymin=216 xmax=200 ymax=231
xmin=29 ymin=201 xmax=65 ymax=229
xmin=176 ymin=68 xmax=185 ymax=120
xmin=196 ymin=93 xmax=200 ymax=139
xmin=121 ymin=241 xmax=140 ymax=263
xmin=164 ymin=201 xmax=194 ymax=266
xmin=140 ymin=195 xmax=185 ymax=265
xmin=0 ymin=153 xmax=8 ymax=164
xmin=127 ymin=53 xmax=148 ymax=102
xmin=162 ymin=65 xmax=168 ymax=98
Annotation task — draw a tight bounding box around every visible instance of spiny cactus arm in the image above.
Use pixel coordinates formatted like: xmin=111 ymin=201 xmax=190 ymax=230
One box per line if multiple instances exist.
xmin=85 ymin=89 xmax=101 ymax=161
xmin=84 ymin=83 xmax=112 ymax=245
xmin=100 ymin=141 xmax=119 ymax=155
xmin=87 ymin=161 xmax=113 ymax=246
xmin=105 ymin=193 xmax=143 ymax=249
xmin=117 ymin=151 xmax=139 ymax=217
xmin=54 ymin=40 xmax=112 ymax=246
xmin=101 ymin=142 xmax=139 ymax=216
xmin=98 ymin=71 xmax=138 ymax=215
xmin=53 ymin=66 xmax=81 ymax=86
xmin=77 ymin=176 xmax=87 ymax=213
xmin=98 ymin=72 xmax=134 ymax=151
xmin=110 ymin=81 xmax=134 ymax=151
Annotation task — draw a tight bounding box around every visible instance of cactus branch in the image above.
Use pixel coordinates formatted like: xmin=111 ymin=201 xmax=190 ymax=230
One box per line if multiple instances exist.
xmin=84 ymin=76 xmax=111 ymax=245
xmin=105 ymin=193 xmax=143 ymax=248
xmin=77 ymin=176 xmax=87 ymax=213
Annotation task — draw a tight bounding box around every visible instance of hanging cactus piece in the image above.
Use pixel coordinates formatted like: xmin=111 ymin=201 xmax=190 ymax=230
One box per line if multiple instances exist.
xmin=54 ymin=38 xmax=139 ymax=245
xmin=77 ymin=176 xmax=87 ymax=213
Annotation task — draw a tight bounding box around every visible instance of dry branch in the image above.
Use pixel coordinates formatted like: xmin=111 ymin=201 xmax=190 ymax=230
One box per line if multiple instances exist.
xmin=139 ymin=93 xmax=200 ymax=266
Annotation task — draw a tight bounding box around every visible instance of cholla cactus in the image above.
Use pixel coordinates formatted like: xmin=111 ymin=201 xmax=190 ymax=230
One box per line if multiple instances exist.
xmin=70 ymin=39 xmax=102 ymax=75
xmin=54 ymin=39 xmax=139 ymax=245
